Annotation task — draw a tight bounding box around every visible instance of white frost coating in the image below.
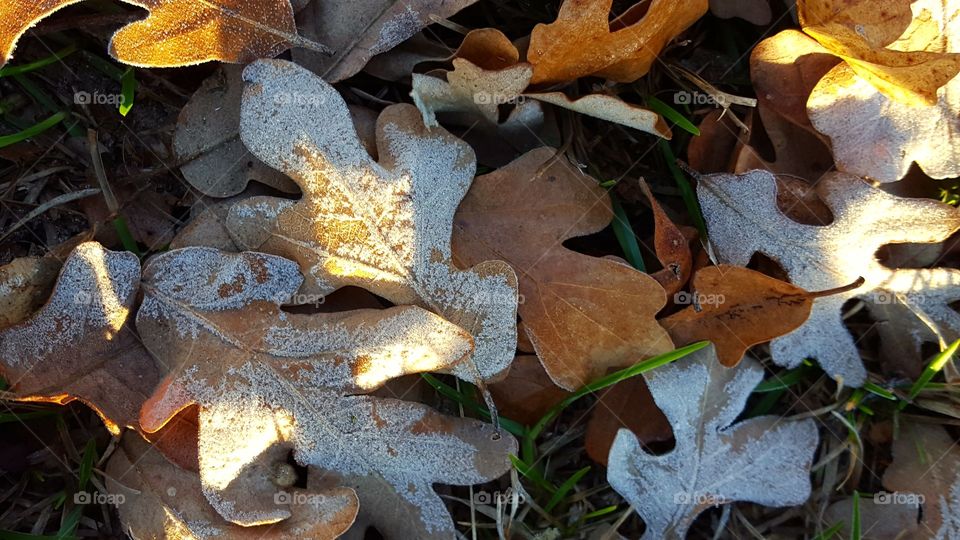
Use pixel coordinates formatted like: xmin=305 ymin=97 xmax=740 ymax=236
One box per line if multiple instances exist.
xmin=373 ymin=4 xmax=421 ymax=54
xmin=230 ymin=59 xmax=519 ymax=381
xmin=697 ymin=170 xmax=960 ymax=386
xmin=0 ymin=242 xmax=139 ymax=370
xmin=410 ymin=60 xmax=533 ymax=127
xmin=607 ymin=345 xmax=818 ymax=540
xmin=136 ymin=247 xmax=515 ymax=534
xmin=808 ymin=0 xmax=960 ymax=182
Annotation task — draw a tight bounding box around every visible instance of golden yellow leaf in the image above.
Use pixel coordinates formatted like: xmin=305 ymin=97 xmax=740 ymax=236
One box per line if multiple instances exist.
xmin=798 ymin=0 xmax=960 ymax=105
xmin=527 ymin=0 xmax=708 ymax=84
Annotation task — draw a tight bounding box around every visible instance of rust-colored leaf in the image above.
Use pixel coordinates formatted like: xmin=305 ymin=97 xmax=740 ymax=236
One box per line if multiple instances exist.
xmin=584 ymin=375 xmax=671 ymax=466
xmin=661 ymin=265 xmax=816 ymax=367
xmin=527 ymin=0 xmax=709 ymax=84
xmin=639 ymin=179 xmax=694 ymax=296
xmin=489 ymin=355 xmax=570 ymax=425
xmin=452 ymin=147 xmax=674 ymax=390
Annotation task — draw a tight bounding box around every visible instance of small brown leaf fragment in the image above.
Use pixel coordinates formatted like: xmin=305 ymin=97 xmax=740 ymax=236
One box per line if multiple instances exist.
xmin=0 ymin=242 xmax=160 ymax=434
xmin=639 ymin=179 xmax=693 ymax=296
xmin=107 ymin=434 xmax=359 ymax=539
xmin=882 ymin=423 xmax=960 ymax=536
xmin=584 ymin=375 xmax=671 ymax=466
xmin=109 ymin=0 xmax=299 ymax=67
xmin=452 ymin=147 xmax=674 ymax=390
xmin=489 ymin=355 xmax=570 ymax=425
xmin=662 ymin=265 xmax=814 ymax=367
xmin=527 ymin=0 xmax=709 ymax=84
xmin=0 ymin=256 xmax=60 ymax=330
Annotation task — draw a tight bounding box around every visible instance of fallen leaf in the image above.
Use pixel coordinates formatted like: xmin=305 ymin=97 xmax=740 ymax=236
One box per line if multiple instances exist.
xmin=170 ymin=203 xmax=240 ymax=252
xmin=0 ymin=1 xmax=82 ymax=67
xmin=0 ymin=256 xmax=60 ymax=329
xmin=883 ymin=423 xmax=960 ymax=537
xmin=489 ymin=355 xmax=570 ymax=426
xmin=107 ymin=434 xmax=359 ymax=539
xmin=110 ymin=0 xmax=301 ymax=67
xmin=750 ymin=29 xmax=840 ymax=128
xmin=607 ymin=344 xmax=819 ymax=539
xmin=798 ymin=0 xmax=960 ymax=106
xmin=698 ymin=169 xmax=960 ymax=386
xmin=137 ymin=247 xmax=516 ymax=533
xmin=527 ymin=0 xmax=709 ymax=84
xmin=661 ymin=265 xmax=816 ymax=367
xmin=639 ymin=179 xmax=693 ymax=295
xmin=0 ymin=242 xmax=160 ymax=434
xmin=584 ymin=376 xmax=671 ymax=466
xmin=822 ymin=495 xmax=920 ymax=539
xmin=709 ymin=0 xmax=771 ymax=25
xmin=227 ymin=59 xmax=520 ymax=382
xmin=173 ymin=65 xmax=299 ymax=198
xmin=411 ymin=59 xmax=534 ymax=126
xmin=452 ymin=147 xmax=674 ymax=390
xmin=292 ymin=0 xmax=477 ymax=83
xmin=806 ymin=0 xmax=960 ymax=181
xmin=524 ymin=92 xmax=671 ymax=139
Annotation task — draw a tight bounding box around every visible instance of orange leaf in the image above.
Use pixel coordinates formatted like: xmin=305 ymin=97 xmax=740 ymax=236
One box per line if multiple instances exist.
xmin=527 ymin=0 xmax=708 ymax=84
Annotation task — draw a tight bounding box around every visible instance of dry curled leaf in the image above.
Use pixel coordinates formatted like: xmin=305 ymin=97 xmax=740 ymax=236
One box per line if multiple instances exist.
xmin=227 ymin=59 xmax=519 ymax=382
xmin=0 ymin=242 xmax=159 ymax=434
xmin=882 ymin=423 xmax=960 ymax=537
xmin=527 ymin=0 xmax=709 ymax=84
xmin=698 ymin=170 xmax=960 ymax=386
xmin=452 ymin=147 xmax=674 ymax=390
xmin=293 ymin=0 xmax=477 ymax=83
xmin=662 ymin=265 xmax=816 ymax=367
xmin=798 ymin=0 xmax=960 ymax=106
xmin=806 ymin=0 xmax=960 ymax=181
xmin=137 ymin=247 xmax=516 ymax=535
xmin=640 ymin=179 xmax=693 ymax=295
xmin=608 ymin=344 xmax=818 ymax=539
xmin=107 ymin=434 xmax=359 ymax=539
xmin=524 ymin=92 xmax=672 ymax=138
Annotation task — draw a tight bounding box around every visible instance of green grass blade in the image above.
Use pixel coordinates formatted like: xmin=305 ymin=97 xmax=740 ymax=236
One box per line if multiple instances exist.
xmin=0 ymin=45 xmax=78 ymax=78
xmin=509 ymin=455 xmax=556 ymax=493
xmin=544 ymin=466 xmax=591 ymax=512
xmin=813 ymin=523 xmax=843 ymax=540
xmin=850 ymin=491 xmax=862 ymax=540
xmin=419 ymin=373 xmax=526 ymax=437
xmin=901 ymin=338 xmax=960 ymax=409
xmin=646 ymin=96 xmax=700 ymax=136
xmin=658 ymin=139 xmax=706 ymax=238
xmin=119 ymin=68 xmax=136 ymax=117
xmin=609 ymin=194 xmax=646 ymax=271
xmin=0 ymin=112 xmax=67 ymax=149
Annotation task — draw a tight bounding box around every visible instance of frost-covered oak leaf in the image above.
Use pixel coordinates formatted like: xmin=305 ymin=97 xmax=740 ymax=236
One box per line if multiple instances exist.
xmin=807 ymin=0 xmax=960 ymax=181
xmin=608 ymin=344 xmax=818 ymax=539
xmin=107 ymin=435 xmax=359 ymax=540
xmin=226 ymin=59 xmax=519 ymax=382
xmin=452 ymin=148 xmax=674 ymax=390
xmin=698 ymin=170 xmax=960 ymax=386
xmin=136 ymin=247 xmax=517 ymax=536
xmin=883 ymin=423 xmax=960 ymax=538
xmin=0 ymin=242 xmax=160 ymax=434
